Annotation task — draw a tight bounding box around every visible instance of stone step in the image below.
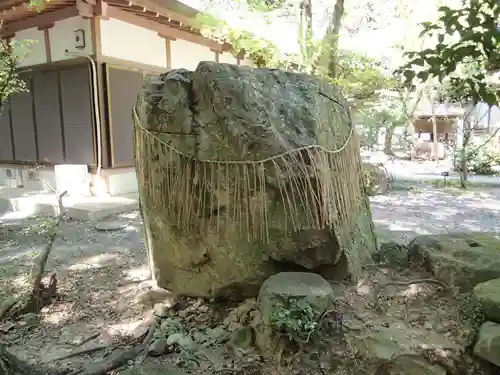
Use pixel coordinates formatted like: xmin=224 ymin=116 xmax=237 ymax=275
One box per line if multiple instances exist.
xmin=0 ymin=187 xmax=139 ymax=221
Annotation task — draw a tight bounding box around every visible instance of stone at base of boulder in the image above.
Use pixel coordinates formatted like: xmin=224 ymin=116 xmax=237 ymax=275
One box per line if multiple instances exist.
xmin=473 ymin=321 xmax=500 ymax=367
xmin=257 ymin=272 xmax=334 ymax=326
xmin=408 ymin=232 xmax=500 ymax=291
xmin=375 ymin=355 xmax=446 ymax=375
xmin=472 ymin=278 xmax=500 ymax=323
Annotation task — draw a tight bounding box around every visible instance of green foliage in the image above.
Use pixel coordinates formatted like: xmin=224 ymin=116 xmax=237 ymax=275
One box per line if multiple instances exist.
xmin=0 ymin=40 xmax=32 ymax=106
xmin=453 ymin=136 xmax=500 ymax=175
xmin=355 ymin=90 xmax=410 ymax=151
xmin=196 ymin=12 xmax=391 ymax=104
xmin=28 ymin=0 xmax=46 ymax=11
xmin=22 ymin=215 xmax=59 ymax=239
xmin=397 ymin=0 xmax=500 ymax=106
xmin=334 ymin=51 xmax=396 ymax=101
xmin=246 ymin=0 xmax=286 ymax=12
xmin=268 ymin=297 xmax=320 ymax=344
xmin=197 ymin=13 xmax=280 ymax=67
xmin=362 ymin=163 xmax=380 ymax=196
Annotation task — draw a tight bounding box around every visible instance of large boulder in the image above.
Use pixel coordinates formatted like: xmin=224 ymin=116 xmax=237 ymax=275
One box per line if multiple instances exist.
xmin=408 ymin=232 xmax=500 ymax=291
xmin=134 ymin=62 xmax=377 ymax=298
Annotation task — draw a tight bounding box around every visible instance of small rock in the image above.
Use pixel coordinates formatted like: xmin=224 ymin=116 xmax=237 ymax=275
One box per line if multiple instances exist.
xmin=167 ymin=332 xmax=195 ymax=349
xmin=136 ymin=288 xmax=176 ymax=307
xmin=230 ymin=326 xmax=253 ymax=350
xmin=192 ymin=331 xmax=209 ymax=344
xmin=206 ymin=325 xmax=230 ymax=343
xmin=473 ymin=321 xmax=500 ymax=367
xmin=198 ymin=305 xmax=209 ymax=313
xmin=472 ymin=278 xmax=500 ymax=322
xmin=258 ymin=272 xmax=334 ymax=326
xmin=154 ymin=303 xmax=171 ymax=318
xmin=149 ymin=338 xmax=168 ymax=356
xmin=375 ymin=242 xmax=409 ymax=268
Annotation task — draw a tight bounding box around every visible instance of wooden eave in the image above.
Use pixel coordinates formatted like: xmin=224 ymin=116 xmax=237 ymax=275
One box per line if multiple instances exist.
xmin=0 ymin=0 xmax=233 ymax=53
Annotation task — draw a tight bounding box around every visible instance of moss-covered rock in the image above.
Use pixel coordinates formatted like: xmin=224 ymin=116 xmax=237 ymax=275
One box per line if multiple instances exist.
xmin=345 ymin=324 xmax=458 ymax=373
xmin=473 ymin=321 xmax=500 ymax=367
xmin=472 ymin=278 xmax=500 ymax=323
xmin=134 ymin=62 xmax=377 ymax=298
xmin=408 ymin=232 xmax=500 ymax=291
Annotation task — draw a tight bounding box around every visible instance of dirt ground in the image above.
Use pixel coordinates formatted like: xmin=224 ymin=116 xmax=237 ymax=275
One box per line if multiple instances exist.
xmin=0 ymin=185 xmax=498 ymax=373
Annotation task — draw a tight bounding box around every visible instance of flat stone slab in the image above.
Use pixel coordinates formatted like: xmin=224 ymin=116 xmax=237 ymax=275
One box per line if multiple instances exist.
xmin=94 ymin=220 xmax=129 ymax=232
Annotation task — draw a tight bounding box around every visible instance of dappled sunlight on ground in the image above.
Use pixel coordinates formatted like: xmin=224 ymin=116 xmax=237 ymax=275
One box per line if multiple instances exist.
xmin=0 ymin=211 xmax=148 ymax=363
xmin=370 ymin=186 xmax=500 ymax=243
xmin=123 ymin=265 xmax=151 ymax=282
xmin=1 ymin=187 xmax=499 ymax=365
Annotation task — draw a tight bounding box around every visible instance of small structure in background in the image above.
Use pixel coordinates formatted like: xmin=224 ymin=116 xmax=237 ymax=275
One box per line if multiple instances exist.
xmin=411 ymin=105 xmax=464 ymax=161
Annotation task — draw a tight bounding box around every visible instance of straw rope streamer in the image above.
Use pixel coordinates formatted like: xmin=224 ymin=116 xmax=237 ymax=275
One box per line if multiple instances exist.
xmin=132 ymin=102 xmax=365 ymax=251
xmin=132 ymin=107 xmax=354 ymax=164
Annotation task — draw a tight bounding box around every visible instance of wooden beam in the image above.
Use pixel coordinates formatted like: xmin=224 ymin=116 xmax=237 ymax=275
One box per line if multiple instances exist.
xmin=44 ymin=28 xmax=52 ymax=63
xmin=125 ymin=0 xmax=194 ymax=26
xmin=77 ymin=0 xmax=95 ymax=17
xmin=1 ymin=6 xmax=79 ymax=36
xmin=0 ymin=0 xmax=29 ymax=11
xmin=165 ymin=37 xmax=171 ymax=69
xmin=95 ymin=0 xmax=108 ymax=16
xmin=107 ymin=5 xmax=224 ymax=52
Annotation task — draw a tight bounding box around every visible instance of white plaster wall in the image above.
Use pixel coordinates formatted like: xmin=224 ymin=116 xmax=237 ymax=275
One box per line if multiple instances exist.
xmin=12 ymin=28 xmax=46 ymax=67
xmin=170 ymin=39 xmax=215 ymax=71
xmin=49 ymin=16 xmax=93 ymax=61
xmin=100 ymin=18 xmax=167 ymax=68
xmin=218 ymin=52 xmax=237 ymax=65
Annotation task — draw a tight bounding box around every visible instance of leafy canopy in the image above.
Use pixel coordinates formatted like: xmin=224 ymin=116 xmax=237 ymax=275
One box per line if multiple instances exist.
xmin=397 ymin=0 xmax=500 ymax=106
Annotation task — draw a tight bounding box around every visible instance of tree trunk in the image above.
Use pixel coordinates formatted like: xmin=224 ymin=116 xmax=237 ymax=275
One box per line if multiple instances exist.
xmin=316 ymin=0 xmax=345 ymax=77
xmin=384 ymin=126 xmax=395 ymax=155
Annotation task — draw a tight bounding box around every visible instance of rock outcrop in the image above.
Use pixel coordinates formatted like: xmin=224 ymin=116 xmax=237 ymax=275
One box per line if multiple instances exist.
xmin=134 ymin=61 xmax=377 ymax=298
xmin=473 ymin=278 xmax=500 ymax=322
xmin=473 ymin=321 xmax=500 ymax=367
xmin=408 ymin=232 xmax=500 ymax=291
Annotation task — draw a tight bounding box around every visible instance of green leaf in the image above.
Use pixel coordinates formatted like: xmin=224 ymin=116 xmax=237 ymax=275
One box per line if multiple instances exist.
xmin=403 ymin=70 xmax=415 ymax=82
xmin=411 ymin=58 xmax=425 ymax=66
xmin=416 ymin=71 xmax=430 ymax=81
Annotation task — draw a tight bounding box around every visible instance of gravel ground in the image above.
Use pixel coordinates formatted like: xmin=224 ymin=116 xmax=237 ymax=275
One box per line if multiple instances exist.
xmin=0 ymin=185 xmax=499 ymax=363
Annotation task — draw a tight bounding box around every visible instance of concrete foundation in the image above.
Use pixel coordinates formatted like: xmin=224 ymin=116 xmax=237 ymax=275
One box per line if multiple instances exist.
xmin=0 ymin=164 xmax=140 ymax=221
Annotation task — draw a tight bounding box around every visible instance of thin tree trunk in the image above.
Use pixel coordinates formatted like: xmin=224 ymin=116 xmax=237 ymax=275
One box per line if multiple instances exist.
xmin=429 ymin=92 xmax=439 ymax=164
xmin=316 ymin=0 xmax=345 ymax=77
xmin=384 ymin=126 xmax=395 ymax=155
